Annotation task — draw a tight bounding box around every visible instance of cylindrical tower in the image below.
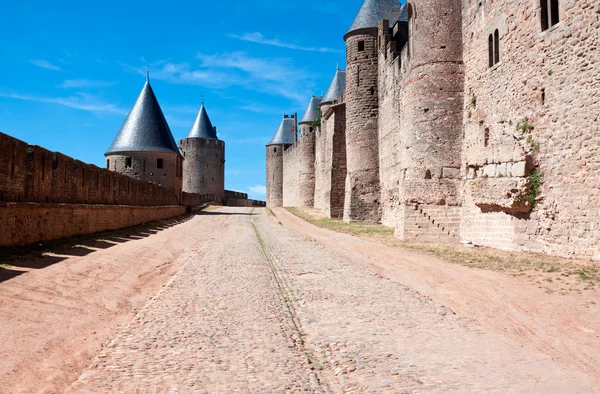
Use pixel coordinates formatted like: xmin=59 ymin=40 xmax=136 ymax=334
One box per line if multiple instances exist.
xmin=400 ymin=0 xmax=463 ymax=206
xmin=266 ymin=115 xmax=296 ymax=207
xmin=343 ymin=0 xmax=401 ymax=223
xmin=105 ymin=77 xmax=183 ymax=195
xmin=298 ymin=96 xmax=322 ymax=207
xmin=179 ymin=102 xmax=225 ymax=202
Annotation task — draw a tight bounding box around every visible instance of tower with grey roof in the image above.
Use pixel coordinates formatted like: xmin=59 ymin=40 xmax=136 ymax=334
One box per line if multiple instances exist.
xmin=314 ymin=68 xmax=348 ymax=219
xmin=297 ymin=95 xmax=322 ymax=207
xmin=343 ymin=0 xmax=401 ymax=223
xmin=265 ymin=114 xmax=297 ymax=207
xmin=105 ymin=76 xmax=183 ymax=195
xmin=178 ymin=102 xmax=225 ymax=202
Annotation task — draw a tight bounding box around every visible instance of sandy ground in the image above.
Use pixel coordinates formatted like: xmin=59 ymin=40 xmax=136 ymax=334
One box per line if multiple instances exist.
xmin=0 ymin=206 xmax=599 ymax=392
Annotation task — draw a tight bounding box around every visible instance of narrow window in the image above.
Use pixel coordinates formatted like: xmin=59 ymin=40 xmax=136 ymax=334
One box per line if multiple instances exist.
xmin=494 ymin=29 xmax=500 ymax=64
xmin=358 ymin=40 xmax=365 ymax=52
xmin=274 ymin=147 xmax=277 ymax=153
xmin=540 ymin=0 xmax=549 ymax=31
xmin=126 ymin=157 xmax=132 ymax=168
xmin=484 ymin=128 xmax=490 ymax=147
xmin=550 ymin=0 xmax=559 ymax=26
xmin=106 ymin=159 xmax=110 ymax=169
xmin=157 ymin=158 xmax=164 ymax=169
xmin=488 ymin=34 xmax=494 ymax=67
xmin=408 ymin=4 xmax=414 ymax=58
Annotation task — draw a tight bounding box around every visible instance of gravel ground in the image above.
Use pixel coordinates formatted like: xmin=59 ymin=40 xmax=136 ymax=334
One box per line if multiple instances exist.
xmin=67 ymin=207 xmax=597 ymax=392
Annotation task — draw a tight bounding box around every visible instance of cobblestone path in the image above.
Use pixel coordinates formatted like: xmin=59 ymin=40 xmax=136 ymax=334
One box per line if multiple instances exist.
xmin=69 ymin=207 xmax=596 ymax=393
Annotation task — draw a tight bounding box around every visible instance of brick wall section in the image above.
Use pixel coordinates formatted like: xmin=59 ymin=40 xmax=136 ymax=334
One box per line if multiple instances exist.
xmin=266 ymin=145 xmax=284 ymax=207
xmin=107 ymin=152 xmax=182 ymax=192
xmin=0 ymin=133 xmax=180 ymax=206
xmin=282 ymin=143 xmax=300 ymax=207
xmin=0 ymin=203 xmax=186 ymax=247
xmin=343 ymin=31 xmax=381 ymax=223
xmin=461 ymin=0 xmax=600 ymax=258
xmin=179 ymin=138 xmax=225 ymax=202
xmin=298 ymin=123 xmax=316 ymax=207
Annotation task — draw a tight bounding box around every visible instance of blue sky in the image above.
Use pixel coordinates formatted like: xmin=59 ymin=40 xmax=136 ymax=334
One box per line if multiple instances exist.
xmin=0 ymin=0 xmax=370 ymax=200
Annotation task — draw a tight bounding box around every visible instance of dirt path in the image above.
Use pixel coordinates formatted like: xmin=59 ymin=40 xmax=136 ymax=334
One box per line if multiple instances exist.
xmin=272 ymin=207 xmax=600 ymax=383
xmin=0 ymin=212 xmax=224 ymax=394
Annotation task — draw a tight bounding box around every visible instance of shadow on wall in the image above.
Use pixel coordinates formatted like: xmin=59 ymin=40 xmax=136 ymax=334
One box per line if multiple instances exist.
xmin=0 ymin=213 xmax=195 ymax=284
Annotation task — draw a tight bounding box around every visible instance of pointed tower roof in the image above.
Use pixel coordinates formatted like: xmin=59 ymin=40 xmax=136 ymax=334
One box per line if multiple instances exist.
xmin=266 ymin=116 xmax=296 ymax=146
xmin=321 ymin=69 xmax=346 ymax=105
xmin=187 ymin=102 xmax=218 ymax=139
xmin=299 ymin=96 xmax=323 ymax=124
xmin=346 ymin=0 xmax=402 ymax=36
xmin=106 ymin=79 xmax=180 ymax=156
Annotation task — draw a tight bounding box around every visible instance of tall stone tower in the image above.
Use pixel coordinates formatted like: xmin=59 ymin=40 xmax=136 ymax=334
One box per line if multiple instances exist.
xmin=397 ymin=0 xmax=464 ymax=236
xmin=178 ymin=101 xmax=225 ymax=202
xmin=298 ymin=95 xmax=322 ymax=207
xmin=343 ymin=0 xmax=401 ymax=223
xmin=266 ymin=114 xmax=296 ymax=207
xmin=105 ymin=75 xmax=183 ymax=194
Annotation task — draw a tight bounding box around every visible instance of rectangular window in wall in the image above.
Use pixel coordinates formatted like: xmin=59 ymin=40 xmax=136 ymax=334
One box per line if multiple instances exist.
xmin=157 ymin=158 xmax=164 ymax=169
xmin=358 ymin=40 xmax=365 ymax=52
xmin=126 ymin=157 xmax=132 ymax=168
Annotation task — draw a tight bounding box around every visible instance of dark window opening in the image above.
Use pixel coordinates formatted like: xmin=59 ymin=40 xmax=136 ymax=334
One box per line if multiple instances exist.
xmin=370 ymin=87 xmax=375 ymax=95
xmin=106 ymin=159 xmax=110 ymax=169
xmin=157 ymin=158 xmax=164 ymax=169
xmin=541 ymin=0 xmax=559 ymax=31
xmin=484 ymin=128 xmax=490 ymax=147
xmin=425 ymin=169 xmax=432 ymax=179
xmin=274 ymin=147 xmax=277 ymax=153
xmin=358 ymin=40 xmax=365 ymax=52
xmin=550 ymin=0 xmax=559 ymax=26
xmin=541 ymin=88 xmax=546 ymax=104
xmin=488 ymin=34 xmax=494 ymax=67
xmin=126 ymin=157 xmax=132 ymax=168
xmin=494 ymin=29 xmax=500 ymax=64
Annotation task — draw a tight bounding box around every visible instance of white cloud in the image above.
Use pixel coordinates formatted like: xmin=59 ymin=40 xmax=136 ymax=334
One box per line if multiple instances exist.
xmin=228 ymin=32 xmax=343 ymax=54
xmin=0 ymin=92 xmax=127 ymax=115
xmin=57 ymin=79 xmax=118 ymax=89
xmin=29 ymin=59 xmax=63 ymax=71
xmin=119 ymin=51 xmax=313 ymax=105
xmin=248 ymin=185 xmax=266 ymax=197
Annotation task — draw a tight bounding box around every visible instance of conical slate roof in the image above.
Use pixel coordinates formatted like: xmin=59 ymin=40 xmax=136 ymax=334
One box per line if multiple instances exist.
xmin=299 ymin=96 xmax=323 ymax=124
xmin=106 ymin=80 xmax=180 ymax=156
xmin=321 ymin=69 xmax=346 ymax=104
xmin=187 ymin=103 xmax=218 ymax=139
xmin=266 ymin=116 xmax=296 ymax=146
xmin=398 ymin=2 xmax=409 ymax=23
xmin=346 ymin=0 xmax=402 ymax=35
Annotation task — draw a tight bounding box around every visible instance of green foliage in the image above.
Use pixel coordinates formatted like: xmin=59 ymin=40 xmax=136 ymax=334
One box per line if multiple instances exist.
xmin=525 ymin=170 xmax=544 ymax=208
xmin=508 ymin=120 xmax=513 ymax=126
xmin=470 ymin=95 xmax=477 ymax=107
xmin=516 ymin=118 xmax=534 ymax=135
xmin=312 ymin=108 xmax=322 ymax=128
xmin=547 ymin=69 xmax=553 ymax=76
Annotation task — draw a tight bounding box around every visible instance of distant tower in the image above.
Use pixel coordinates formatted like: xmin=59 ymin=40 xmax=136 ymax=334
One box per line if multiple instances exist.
xmin=399 ymin=0 xmax=464 ymax=210
xmin=178 ymin=101 xmax=225 ymax=202
xmin=266 ymin=114 xmax=297 ymax=207
xmin=316 ymin=68 xmax=347 ymax=218
xmin=343 ymin=0 xmax=401 ymax=223
xmin=298 ymin=95 xmax=322 ymax=207
xmin=105 ymin=76 xmax=183 ymax=194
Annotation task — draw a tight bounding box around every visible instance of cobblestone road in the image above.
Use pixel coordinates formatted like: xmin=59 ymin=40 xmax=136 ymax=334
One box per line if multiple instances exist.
xmin=69 ymin=207 xmax=597 ymax=393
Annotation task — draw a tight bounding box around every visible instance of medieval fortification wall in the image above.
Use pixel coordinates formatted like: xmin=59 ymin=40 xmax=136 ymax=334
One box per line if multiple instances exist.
xmin=268 ymin=0 xmax=600 ymax=259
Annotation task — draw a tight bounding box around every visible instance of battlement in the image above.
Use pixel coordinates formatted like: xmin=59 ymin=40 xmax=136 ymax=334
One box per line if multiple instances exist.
xmin=179 ymin=138 xmax=225 ymax=148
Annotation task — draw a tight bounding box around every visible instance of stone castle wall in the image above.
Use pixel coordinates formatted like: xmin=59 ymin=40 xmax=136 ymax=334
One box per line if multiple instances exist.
xmin=179 ymin=138 xmax=225 ymax=201
xmin=298 ymin=123 xmax=316 ymax=207
xmin=268 ymin=0 xmax=600 ymax=259
xmin=266 ymin=145 xmax=284 ymax=207
xmin=282 ymin=142 xmax=300 ymax=207
xmin=460 ymin=0 xmax=600 ymax=258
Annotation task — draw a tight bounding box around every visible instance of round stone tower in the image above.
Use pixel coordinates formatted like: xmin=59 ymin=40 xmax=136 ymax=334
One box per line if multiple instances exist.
xmin=178 ymin=102 xmax=225 ymax=202
xmin=266 ymin=114 xmax=296 ymax=207
xmin=343 ymin=0 xmax=401 ymax=223
xmin=105 ymin=75 xmax=183 ymax=194
xmin=400 ymin=0 xmax=464 ymax=206
xmin=298 ymin=95 xmax=322 ymax=207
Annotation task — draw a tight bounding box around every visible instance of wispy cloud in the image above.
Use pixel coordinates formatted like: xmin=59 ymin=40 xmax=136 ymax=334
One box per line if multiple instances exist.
xmin=29 ymin=59 xmax=63 ymax=71
xmin=120 ymin=51 xmax=313 ymax=105
xmin=57 ymin=79 xmax=118 ymax=89
xmin=228 ymin=32 xmax=343 ymax=54
xmin=248 ymin=184 xmax=266 ymax=197
xmin=0 ymin=92 xmax=127 ymax=115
